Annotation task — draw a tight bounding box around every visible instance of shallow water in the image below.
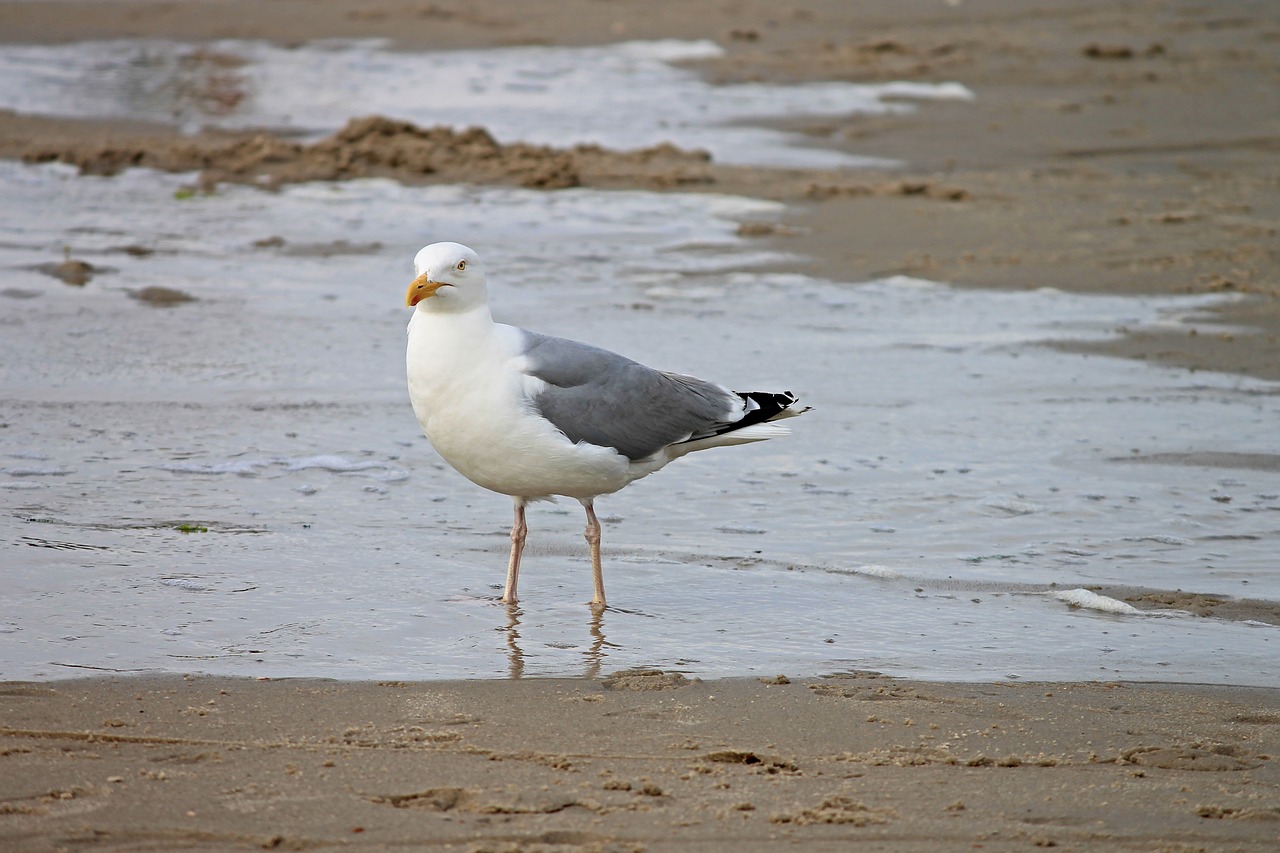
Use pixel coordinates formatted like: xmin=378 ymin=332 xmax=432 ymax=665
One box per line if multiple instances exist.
xmin=0 ymin=38 xmax=972 ymax=168
xmin=2 ymin=162 xmax=1277 ymax=685
xmin=2 ymin=35 xmax=1278 ymax=686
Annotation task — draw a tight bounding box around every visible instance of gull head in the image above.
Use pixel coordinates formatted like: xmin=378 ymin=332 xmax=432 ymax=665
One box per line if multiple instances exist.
xmin=406 ymin=242 xmax=486 ymax=311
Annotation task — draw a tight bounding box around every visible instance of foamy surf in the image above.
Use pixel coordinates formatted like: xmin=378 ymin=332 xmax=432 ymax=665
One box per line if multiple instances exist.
xmin=1048 ymin=589 xmax=1143 ymax=615
xmin=827 ymin=564 xmax=904 ymax=580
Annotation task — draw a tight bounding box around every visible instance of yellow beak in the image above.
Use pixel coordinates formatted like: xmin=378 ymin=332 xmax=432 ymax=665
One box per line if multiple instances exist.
xmin=406 ymin=273 xmax=447 ymax=306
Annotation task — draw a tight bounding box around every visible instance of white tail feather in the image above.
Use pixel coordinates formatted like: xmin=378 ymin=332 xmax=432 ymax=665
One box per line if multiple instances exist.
xmin=671 ymin=422 xmax=791 ymax=458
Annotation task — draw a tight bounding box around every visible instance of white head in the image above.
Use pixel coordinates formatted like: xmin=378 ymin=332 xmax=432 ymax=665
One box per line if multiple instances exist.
xmin=405 ymin=242 xmax=487 ymax=313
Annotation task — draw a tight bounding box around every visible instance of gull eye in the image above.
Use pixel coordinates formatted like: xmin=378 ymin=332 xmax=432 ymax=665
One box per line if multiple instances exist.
xmin=456 ymin=260 xmax=467 ymax=271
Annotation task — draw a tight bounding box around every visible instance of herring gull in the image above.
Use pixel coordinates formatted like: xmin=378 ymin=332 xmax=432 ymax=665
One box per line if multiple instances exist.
xmin=405 ymin=242 xmax=807 ymax=610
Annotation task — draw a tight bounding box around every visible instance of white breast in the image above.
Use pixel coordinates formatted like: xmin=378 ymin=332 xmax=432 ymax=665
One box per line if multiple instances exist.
xmin=407 ymin=311 xmax=632 ymax=499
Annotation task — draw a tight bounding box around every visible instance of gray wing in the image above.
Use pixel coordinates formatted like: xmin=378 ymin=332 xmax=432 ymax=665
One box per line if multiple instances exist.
xmin=520 ymin=330 xmax=740 ymax=461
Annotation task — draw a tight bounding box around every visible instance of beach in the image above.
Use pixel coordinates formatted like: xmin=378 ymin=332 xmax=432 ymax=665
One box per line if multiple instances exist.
xmin=4 ymin=674 xmax=1279 ymax=851
xmin=4 ymin=0 xmax=1277 ymax=376
xmin=2 ymin=0 xmax=1279 ymax=849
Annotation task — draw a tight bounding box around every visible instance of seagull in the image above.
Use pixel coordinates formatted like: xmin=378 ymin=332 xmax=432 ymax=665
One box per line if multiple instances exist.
xmin=405 ymin=242 xmax=807 ymax=610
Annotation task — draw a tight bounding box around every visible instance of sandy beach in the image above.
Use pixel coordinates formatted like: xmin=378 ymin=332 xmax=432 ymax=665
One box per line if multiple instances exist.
xmin=3 ymin=673 xmax=1279 ymax=851
xmin=2 ymin=0 xmax=1279 ymax=849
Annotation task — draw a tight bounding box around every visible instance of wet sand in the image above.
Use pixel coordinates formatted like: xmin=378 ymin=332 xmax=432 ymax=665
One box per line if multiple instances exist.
xmin=3 ymin=0 xmax=1278 ymax=379
xmin=2 ymin=1 xmax=1280 ymax=849
xmin=3 ymin=673 xmax=1279 ymax=852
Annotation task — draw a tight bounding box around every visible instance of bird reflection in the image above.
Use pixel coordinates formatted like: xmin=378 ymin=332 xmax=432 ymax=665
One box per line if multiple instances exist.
xmin=583 ymin=606 xmax=610 ymax=680
xmin=503 ymin=604 xmax=525 ymax=679
xmin=502 ymin=603 xmax=618 ymax=679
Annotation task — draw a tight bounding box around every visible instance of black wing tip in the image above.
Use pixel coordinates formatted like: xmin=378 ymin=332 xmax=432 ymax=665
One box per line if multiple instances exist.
xmin=672 ymin=389 xmax=807 ymax=447
xmin=723 ymin=390 xmax=808 ymax=433
xmin=745 ymin=390 xmax=806 ymax=415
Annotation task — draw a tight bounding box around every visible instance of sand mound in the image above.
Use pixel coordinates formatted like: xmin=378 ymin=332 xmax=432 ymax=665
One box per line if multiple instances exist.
xmin=19 ymin=115 xmax=714 ymax=192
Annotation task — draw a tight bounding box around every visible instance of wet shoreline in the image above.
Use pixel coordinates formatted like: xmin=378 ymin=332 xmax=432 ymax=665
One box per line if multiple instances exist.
xmin=2 ymin=0 xmax=1279 ymax=382
xmin=3 ymin=673 xmax=1278 ymax=852
xmin=3 ymin=2 xmax=1280 ymax=850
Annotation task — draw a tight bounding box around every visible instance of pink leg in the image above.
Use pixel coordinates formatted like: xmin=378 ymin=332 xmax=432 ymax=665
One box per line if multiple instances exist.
xmin=582 ymin=500 xmax=606 ymax=611
xmin=503 ymin=499 xmax=527 ymax=605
